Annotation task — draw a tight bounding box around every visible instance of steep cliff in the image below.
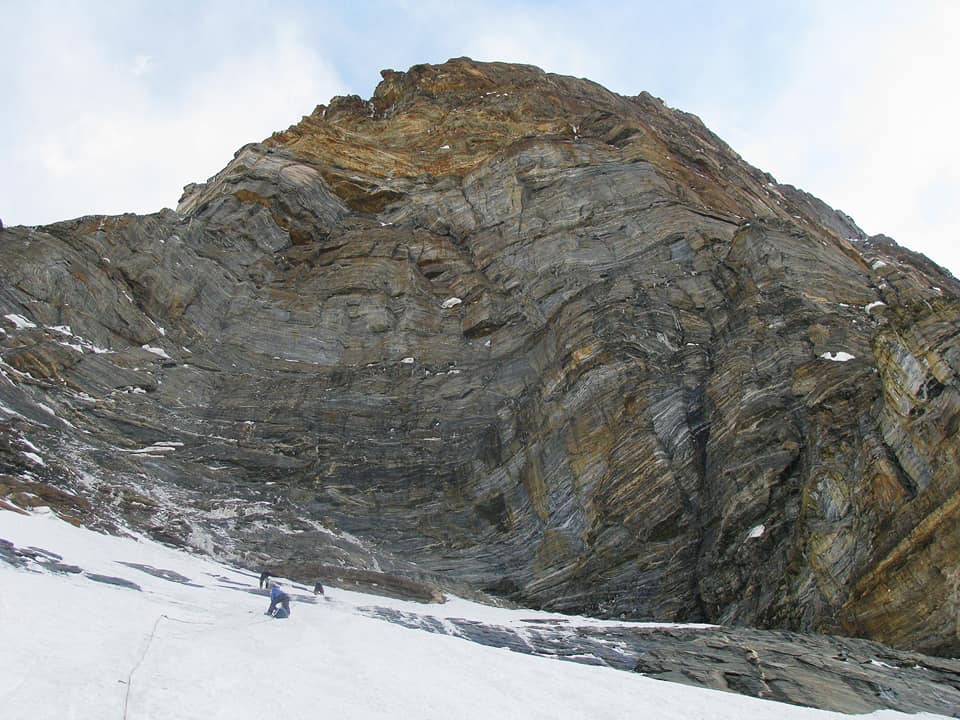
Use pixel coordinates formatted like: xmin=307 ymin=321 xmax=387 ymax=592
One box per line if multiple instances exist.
xmin=2 ymin=58 xmax=958 ymax=656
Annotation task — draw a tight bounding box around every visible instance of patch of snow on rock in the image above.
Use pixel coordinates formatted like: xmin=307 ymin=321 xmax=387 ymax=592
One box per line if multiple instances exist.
xmin=21 ymin=451 xmax=45 ymax=466
xmin=58 ymin=340 xmax=84 ymax=354
xmin=820 ymin=352 xmax=855 ymax=362
xmin=4 ymin=313 xmax=37 ymax=329
xmin=142 ymin=344 xmax=171 ymax=359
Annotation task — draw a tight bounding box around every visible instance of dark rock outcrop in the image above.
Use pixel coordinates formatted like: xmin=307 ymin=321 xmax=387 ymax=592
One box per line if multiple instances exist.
xmin=1 ymin=58 xmax=959 ymax=660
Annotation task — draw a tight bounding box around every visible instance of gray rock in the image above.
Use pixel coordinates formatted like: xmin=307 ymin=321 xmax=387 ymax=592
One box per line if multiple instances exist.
xmin=116 ymin=562 xmax=200 ymax=586
xmin=84 ymin=573 xmax=142 ymax=591
xmin=2 ymin=58 xmax=960 ymax=682
xmin=0 ymin=538 xmax=26 ymax=568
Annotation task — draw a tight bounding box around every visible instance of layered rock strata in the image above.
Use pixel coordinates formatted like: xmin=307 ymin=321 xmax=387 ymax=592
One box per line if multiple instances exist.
xmin=1 ymin=58 xmax=959 ymax=656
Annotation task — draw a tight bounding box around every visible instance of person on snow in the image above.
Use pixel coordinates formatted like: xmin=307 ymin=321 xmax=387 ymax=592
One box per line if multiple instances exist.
xmin=313 ymin=581 xmax=325 ymax=597
xmin=266 ymin=581 xmax=291 ymax=619
xmin=259 ymin=570 xmax=272 ymax=589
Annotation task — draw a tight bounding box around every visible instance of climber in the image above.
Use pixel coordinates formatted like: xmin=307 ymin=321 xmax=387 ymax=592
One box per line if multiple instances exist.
xmin=259 ymin=570 xmax=272 ymax=589
xmin=313 ymin=581 xmax=325 ymax=596
xmin=266 ymin=581 xmax=291 ymax=619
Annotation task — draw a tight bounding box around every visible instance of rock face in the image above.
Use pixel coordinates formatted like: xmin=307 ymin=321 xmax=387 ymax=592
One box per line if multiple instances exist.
xmin=2 ymin=58 xmax=959 ymax=657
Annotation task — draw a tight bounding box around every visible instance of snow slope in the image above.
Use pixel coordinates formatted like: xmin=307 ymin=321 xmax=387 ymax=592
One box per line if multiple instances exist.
xmin=0 ymin=508 xmax=950 ymax=720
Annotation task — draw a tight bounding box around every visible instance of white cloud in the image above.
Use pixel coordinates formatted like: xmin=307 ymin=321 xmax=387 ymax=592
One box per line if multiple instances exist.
xmin=717 ymin=1 xmax=960 ymax=275
xmin=465 ymin=12 xmax=602 ymax=81
xmin=370 ymin=1 xmax=612 ymax=87
xmin=1 ymin=7 xmax=345 ymax=225
xmin=131 ymin=55 xmax=154 ymax=77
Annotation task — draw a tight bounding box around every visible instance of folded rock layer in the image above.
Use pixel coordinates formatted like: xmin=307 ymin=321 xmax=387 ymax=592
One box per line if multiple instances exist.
xmin=2 ymin=58 xmax=959 ymax=655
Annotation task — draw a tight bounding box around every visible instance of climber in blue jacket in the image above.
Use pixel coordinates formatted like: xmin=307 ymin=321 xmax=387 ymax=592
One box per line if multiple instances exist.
xmin=266 ymin=581 xmax=291 ymax=618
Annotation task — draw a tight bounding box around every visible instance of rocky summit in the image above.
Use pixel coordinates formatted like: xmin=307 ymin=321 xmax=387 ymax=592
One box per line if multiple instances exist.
xmin=2 ymin=57 xmax=959 ymax=665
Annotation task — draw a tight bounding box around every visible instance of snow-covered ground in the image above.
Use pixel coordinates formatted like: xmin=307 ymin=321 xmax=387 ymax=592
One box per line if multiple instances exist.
xmin=0 ymin=508 xmax=950 ymax=720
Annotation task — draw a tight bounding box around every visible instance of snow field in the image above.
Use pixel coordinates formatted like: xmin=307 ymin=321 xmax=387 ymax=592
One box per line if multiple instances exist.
xmin=0 ymin=509 xmax=950 ymax=720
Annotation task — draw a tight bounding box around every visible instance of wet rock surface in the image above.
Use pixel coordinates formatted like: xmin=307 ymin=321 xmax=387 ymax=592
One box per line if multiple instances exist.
xmin=1 ymin=57 xmax=959 ymax=666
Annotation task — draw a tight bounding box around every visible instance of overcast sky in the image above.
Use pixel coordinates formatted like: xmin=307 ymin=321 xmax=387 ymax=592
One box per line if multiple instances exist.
xmin=2 ymin=0 xmax=957 ymax=276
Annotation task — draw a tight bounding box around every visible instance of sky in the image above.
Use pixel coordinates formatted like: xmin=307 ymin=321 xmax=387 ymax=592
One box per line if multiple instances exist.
xmin=1 ymin=0 xmax=958 ymax=276
xmin=1 ymin=507 xmax=950 ymax=719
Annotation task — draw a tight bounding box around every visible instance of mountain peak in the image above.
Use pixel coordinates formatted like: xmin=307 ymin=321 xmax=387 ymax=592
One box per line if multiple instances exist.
xmin=267 ymin=57 xmax=619 ymax=182
xmin=260 ymin=58 xmax=844 ymax=230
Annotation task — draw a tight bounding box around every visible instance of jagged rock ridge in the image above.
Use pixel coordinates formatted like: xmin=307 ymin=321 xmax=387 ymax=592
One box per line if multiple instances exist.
xmin=1 ymin=58 xmax=959 ymax=658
